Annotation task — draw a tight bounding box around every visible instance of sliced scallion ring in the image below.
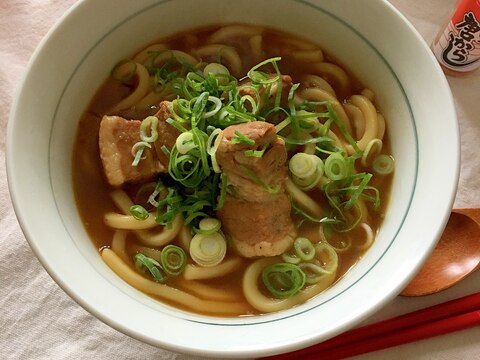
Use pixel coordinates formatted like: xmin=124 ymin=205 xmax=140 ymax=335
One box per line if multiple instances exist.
xmin=129 ymin=205 xmax=149 ymax=221
xmin=372 ymin=154 xmax=395 ymax=175
xmin=203 ymin=96 xmax=223 ymax=118
xmin=361 ymin=138 xmax=383 ymax=167
xmin=176 ymin=131 xmax=196 ymax=154
xmin=140 ymin=116 xmax=159 ymax=142
xmin=160 ymin=245 xmax=187 ymax=276
xmin=281 ymin=250 xmax=301 ymax=264
xmin=262 ymin=262 xmax=306 ymax=299
xmin=111 ymin=59 xmax=137 ymax=82
xmin=196 ymin=217 xmax=222 ymax=235
xmin=203 ymin=62 xmax=230 ymax=86
xmin=293 ymin=237 xmax=315 ymax=261
xmin=324 ymin=152 xmax=348 ymax=180
xmin=134 ymin=253 xmax=168 ymax=283
xmin=314 ymin=242 xmax=339 ymax=274
xmin=298 ymin=262 xmax=331 ymax=284
xmin=289 ymin=153 xmax=324 ymax=190
xmin=189 ymin=232 xmax=227 ymax=267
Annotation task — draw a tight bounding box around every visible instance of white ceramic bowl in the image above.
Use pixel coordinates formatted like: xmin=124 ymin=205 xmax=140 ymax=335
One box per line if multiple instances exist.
xmin=7 ymin=0 xmax=459 ymax=358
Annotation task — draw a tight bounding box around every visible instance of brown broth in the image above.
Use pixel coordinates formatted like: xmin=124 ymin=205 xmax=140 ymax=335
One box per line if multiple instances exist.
xmin=73 ymin=24 xmax=393 ymax=317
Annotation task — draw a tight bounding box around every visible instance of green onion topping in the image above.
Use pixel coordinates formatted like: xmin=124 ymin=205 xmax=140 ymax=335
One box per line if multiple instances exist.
xmin=129 ymin=205 xmax=149 ymax=220
xmin=262 ymin=262 xmax=306 ymax=299
xmin=160 ymin=245 xmax=187 ymax=276
xmin=134 ymin=253 xmax=168 ymax=283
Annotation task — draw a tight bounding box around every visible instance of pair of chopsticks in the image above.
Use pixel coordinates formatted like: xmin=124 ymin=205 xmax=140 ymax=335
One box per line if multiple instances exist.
xmin=261 ymin=292 xmax=480 ymax=360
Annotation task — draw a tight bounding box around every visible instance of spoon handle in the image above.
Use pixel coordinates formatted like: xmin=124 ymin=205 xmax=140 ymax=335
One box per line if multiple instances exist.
xmin=453 ymin=208 xmax=480 ymax=225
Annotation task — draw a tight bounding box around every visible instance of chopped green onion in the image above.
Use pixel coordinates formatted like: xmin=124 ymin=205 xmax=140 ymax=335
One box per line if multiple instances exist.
xmin=247 ymin=57 xmax=282 ymax=84
xmin=344 ymin=173 xmax=372 ymax=209
xmin=131 ymin=142 xmax=149 ymax=167
xmin=111 ymin=59 xmax=137 ymax=82
xmin=140 ymin=116 xmax=159 ymax=142
xmin=203 ymin=96 xmax=223 ymax=118
xmin=361 ymin=138 xmax=383 ymax=167
xmin=215 ymin=174 xmax=228 ymax=210
xmin=281 ymin=250 xmax=301 ymax=264
xmin=289 ymin=153 xmax=324 ymax=190
xmin=244 ymin=143 xmax=268 ymax=158
xmin=326 ymin=102 xmax=361 ymax=154
xmin=161 ymin=245 xmax=187 ymax=276
xmin=319 ymin=224 xmax=352 ymax=253
xmin=129 ymin=205 xmax=149 ymax=220
xmin=372 ymin=154 xmax=395 ymax=175
xmin=262 ymin=262 xmax=306 ymax=299
xmin=195 ymin=217 xmax=222 ymax=235
xmin=206 ymin=128 xmax=223 ymax=173
xmin=203 ymin=62 xmax=231 ymax=86
xmin=175 ymin=131 xmax=196 ymax=154
xmin=134 ymin=253 xmax=168 ymax=283
xmin=296 ymin=110 xmax=322 ymax=132
xmin=314 ymin=242 xmax=339 ymax=274
xmin=298 ymin=262 xmax=331 ymax=285
xmin=189 ymin=232 xmax=227 ymax=267
xmin=281 ymin=135 xmax=332 ymax=146
xmin=165 ymin=117 xmax=189 ymax=133
xmin=291 ymin=202 xmax=338 ymax=225
xmin=293 ymin=237 xmax=315 ymax=261
xmin=324 ymin=152 xmax=349 ymax=180
xmin=231 ymin=130 xmax=255 ymax=145
xmin=239 ymin=164 xmax=280 ymax=194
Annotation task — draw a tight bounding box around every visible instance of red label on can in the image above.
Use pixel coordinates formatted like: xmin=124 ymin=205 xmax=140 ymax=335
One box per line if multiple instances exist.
xmin=432 ymin=0 xmax=480 ymax=72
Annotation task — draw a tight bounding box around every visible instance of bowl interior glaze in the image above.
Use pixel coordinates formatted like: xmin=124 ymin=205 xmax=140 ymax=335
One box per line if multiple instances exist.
xmin=7 ymin=0 xmax=459 ymax=357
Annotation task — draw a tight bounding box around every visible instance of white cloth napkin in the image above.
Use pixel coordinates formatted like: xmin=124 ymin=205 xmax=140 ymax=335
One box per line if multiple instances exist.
xmin=1 ymin=0 xmax=479 ymax=359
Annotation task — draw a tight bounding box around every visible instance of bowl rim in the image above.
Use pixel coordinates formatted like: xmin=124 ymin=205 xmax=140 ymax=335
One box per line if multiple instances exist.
xmin=6 ymin=0 xmax=460 ymax=357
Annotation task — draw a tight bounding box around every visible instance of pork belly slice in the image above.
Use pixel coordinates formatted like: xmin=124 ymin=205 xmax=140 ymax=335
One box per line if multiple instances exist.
xmin=99 ymin=101 xmax=179 ymax=187
xmin=216 ymin=122 xmax=296 ymax=257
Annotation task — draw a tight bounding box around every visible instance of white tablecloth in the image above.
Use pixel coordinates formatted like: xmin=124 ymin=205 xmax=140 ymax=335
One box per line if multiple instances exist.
xmin=1 ymin=0 xmax=479 ymax=359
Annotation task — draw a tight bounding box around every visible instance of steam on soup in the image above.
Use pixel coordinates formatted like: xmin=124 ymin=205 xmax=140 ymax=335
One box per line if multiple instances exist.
xmin=73 ymin=24 xmax=394 ymax=316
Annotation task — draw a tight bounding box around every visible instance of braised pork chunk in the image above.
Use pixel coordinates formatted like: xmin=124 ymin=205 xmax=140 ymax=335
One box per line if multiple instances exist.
xmin=216 ymin=122 xmax=296 ymax=257
xmin=98 ymin=101 xmax=178 ymax=186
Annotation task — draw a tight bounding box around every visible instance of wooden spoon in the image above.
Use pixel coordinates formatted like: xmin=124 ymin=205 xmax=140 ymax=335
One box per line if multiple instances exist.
xmin=401 ymin=208 xmax=480 ymax=296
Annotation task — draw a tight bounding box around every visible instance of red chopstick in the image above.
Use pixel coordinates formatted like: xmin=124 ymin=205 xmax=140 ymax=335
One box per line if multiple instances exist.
xmin=261 ymin=292 xmax=480 ymax=360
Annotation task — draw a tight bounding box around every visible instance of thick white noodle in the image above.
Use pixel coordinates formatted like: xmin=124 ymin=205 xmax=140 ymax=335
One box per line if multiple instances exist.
xmin=109 ymin=189 xmax=183 ymax=246
xmin=194 ymin=44 xmax=242 ymax=77
xmin=150 ymin=49 xmax=198 ymax=67
xmin=285 ymin=178 xmax=323 ymax=218
xmin=207 ymin=24 xmax=264 ymax=43
xmin=301 ymin=74 xmax=336 ymax=97
xmin=311 ymin=62 xmax=351 ymax=98
xmin=176 ymin=278 xmax=239 ymax=302
xmin=291 ymin=49 xmax=324 ymax=63
xmin=183 ymin=257 xmax=243 ymax=280
xmin=377 ymin=113 xmax=386 ymax=140
xmin=242 ymin=257 xmax=336 ymax=313
xmin=133 ymin=43 xmax=167 ymax=64
xmin=249 ymin=34 xmax=264 ymax=62
xmin=111 ymin=230 xmax=128 ymax=262
xmin=344 ymin=103 xmax=365 ymax=140
xmin=101 ymin=249 xmax=250 ymax=315
xmin=357 ymin=223 xmax=374 ymax=250
xmin=345 ymin=95 xmax=379 ymax=153
xmin=300 ymin=88 xmax=354 ymax=135
xmin=110 ymin=62 xmax=151 ymax=112
xmin=104 ymin=212 xmax=158 ymax=230
xmin=135 ymin=215 xmax=183 ymax=247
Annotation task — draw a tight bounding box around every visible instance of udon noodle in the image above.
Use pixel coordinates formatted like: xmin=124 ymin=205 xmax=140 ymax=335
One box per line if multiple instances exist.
xmin=73 ymin=24 xmax=394 ymax=317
